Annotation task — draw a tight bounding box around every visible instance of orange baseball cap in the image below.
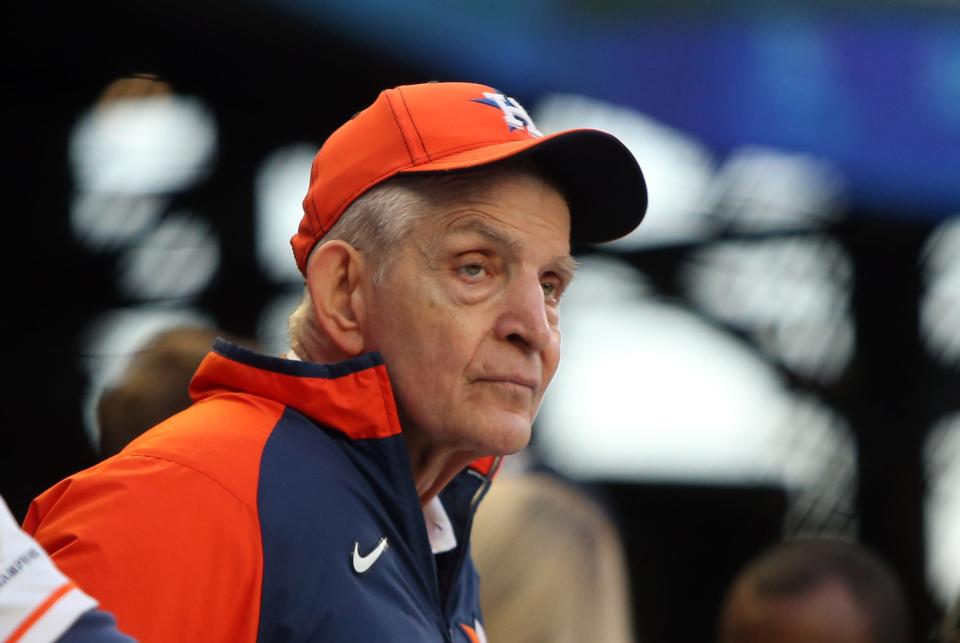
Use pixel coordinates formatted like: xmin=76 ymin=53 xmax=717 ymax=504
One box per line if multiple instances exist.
xmin=291 ymin=81 xmax=647 ymax=274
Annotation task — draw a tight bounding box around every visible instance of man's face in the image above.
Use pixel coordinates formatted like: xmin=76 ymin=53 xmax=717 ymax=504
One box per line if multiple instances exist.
xmin=361 ymin=172 xmax=573 ymax=457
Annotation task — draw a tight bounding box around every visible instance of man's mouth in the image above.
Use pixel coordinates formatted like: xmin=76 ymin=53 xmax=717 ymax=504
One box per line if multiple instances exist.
xmin=477 ymin=375 xmax=538 ymax=391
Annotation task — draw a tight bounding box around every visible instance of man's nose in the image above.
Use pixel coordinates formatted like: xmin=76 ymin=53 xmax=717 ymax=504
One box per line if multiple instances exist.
xmin=496 ymin=276 xmax=554 ymax=353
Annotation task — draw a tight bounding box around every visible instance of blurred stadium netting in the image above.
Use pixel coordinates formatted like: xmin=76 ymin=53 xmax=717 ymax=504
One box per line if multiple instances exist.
xmin=4 ymin=1 xmax=959 ymax=642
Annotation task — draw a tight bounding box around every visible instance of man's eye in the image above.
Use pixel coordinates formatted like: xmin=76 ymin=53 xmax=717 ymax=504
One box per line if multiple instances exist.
xmin=542 ymin=282 xmax=558 ymax=299
xmin=459 ymin=263 xmax=486 ymax=278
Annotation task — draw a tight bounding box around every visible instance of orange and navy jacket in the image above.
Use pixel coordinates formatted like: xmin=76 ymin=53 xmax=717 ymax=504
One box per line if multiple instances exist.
xmin=23 ymin=340 xmax=497 ymax=642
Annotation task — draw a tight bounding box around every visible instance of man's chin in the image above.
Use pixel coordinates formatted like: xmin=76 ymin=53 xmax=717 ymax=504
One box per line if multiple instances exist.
xmin=479 ymin=415 xmax=532 ymax=456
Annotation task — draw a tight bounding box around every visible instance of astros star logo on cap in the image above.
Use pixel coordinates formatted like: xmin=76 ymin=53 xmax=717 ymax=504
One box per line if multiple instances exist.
xmin=472 ymin=92 xmax=543 ymax=137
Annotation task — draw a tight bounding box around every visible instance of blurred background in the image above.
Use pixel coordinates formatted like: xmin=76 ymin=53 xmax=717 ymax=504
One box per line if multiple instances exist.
xmin=3 ymin=0 xmax=958 ymax=641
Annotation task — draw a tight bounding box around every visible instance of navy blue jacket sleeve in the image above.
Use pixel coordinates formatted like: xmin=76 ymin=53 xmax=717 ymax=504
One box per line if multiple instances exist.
xmin=57 ymin=608 xmax=137 ymax=642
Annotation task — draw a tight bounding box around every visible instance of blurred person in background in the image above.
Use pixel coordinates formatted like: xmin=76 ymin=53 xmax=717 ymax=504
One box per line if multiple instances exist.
xmin=22 ymin=82 xmax=647 ymax=642
xmin=96 ymin=326 xmax=258 ymax=457
xmin=718 ymin=538 xmax=911 ymax=643
xmin=471 ymin=470 xmax=636 ymax=643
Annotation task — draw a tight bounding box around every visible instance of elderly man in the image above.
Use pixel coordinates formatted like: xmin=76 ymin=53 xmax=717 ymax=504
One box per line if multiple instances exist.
xmin=24 ymin=82 xmax=647 ymax=642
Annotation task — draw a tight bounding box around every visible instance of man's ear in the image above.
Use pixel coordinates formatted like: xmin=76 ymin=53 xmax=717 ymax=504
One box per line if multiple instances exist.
xmin=304 ymin=241 xmax=369 ymax=357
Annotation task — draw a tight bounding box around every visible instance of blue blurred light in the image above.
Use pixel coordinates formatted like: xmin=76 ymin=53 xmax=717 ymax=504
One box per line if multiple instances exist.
xmin=264 ymin=1 xmax=960 ymax=217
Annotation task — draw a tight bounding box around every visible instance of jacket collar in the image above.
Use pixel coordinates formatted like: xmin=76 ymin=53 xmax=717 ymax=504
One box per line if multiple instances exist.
xmin=190 ymin=339 xmax=501 ymax=478
xmin=190 ymin=339 xmax=402 ymax=440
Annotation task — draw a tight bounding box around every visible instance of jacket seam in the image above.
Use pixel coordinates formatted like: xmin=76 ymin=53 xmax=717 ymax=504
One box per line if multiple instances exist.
xmin=110 ymin=453 xmax=261 ymax=518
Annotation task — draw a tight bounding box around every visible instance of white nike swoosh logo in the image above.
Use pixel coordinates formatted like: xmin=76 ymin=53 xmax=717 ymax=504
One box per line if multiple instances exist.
xmin=352 ymin=537 xmax=388 ymax=574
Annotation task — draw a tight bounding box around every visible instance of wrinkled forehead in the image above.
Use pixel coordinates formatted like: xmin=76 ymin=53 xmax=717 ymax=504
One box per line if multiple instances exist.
xmin=412 ymin=173 xmax=572 ymax=252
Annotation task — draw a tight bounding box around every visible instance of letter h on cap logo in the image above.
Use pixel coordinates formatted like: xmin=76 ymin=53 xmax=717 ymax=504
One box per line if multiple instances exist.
xmin=473 ymin=92 xmax=543 ymax=137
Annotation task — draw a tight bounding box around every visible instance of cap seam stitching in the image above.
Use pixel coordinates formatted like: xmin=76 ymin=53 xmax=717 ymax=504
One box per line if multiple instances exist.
xmin=384 ymin=90 xmax=417 ymax=166
xmin=396 ymin=87 xmax=431 ymax=163
xmin=305 ymin=157 xmax=322 ymax=240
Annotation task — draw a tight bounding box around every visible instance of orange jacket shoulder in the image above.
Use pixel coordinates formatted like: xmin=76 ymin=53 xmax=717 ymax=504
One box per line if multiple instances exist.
xmin=24 ymin=393 xmax=286 ymax=643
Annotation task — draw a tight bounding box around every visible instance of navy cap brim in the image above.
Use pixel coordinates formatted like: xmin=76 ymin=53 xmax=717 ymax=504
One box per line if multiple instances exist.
xmin=522 ymin=129 xmax=647 ymax=245
xmin=399 ymin=127 xmax=647 ymax=246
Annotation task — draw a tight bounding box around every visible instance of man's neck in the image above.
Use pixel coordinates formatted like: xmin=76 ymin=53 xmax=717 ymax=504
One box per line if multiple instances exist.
xmin=286 ymin=347 xmax=476 ymax=506
xmin=406 ymin=437 xmax=478 ymax=507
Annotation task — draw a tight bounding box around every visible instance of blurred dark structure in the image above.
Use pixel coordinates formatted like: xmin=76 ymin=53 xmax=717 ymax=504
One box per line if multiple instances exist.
xmin=936 ymin=594 xmax=960 ymax=643
xmin=3 ymin=2 xmax=958 ymax=642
